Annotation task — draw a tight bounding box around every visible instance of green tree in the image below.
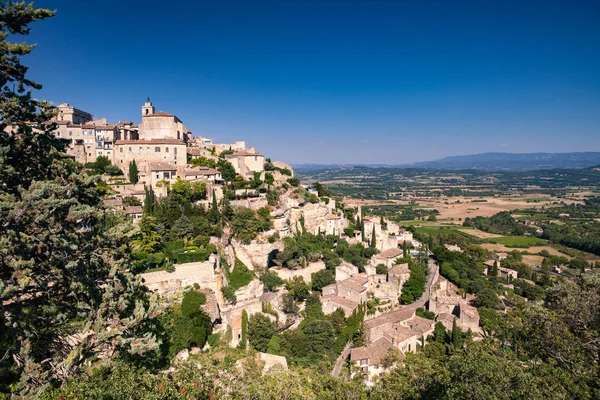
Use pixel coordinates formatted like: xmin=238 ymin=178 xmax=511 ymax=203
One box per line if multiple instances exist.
xmin=262 ymin=271 xmax=284 ymax=292
xmin=128 ymin=159 xmax=139 ymax=184
xmin=171 ymin=215 xmax=195 ymax=239
xmin=248 ymin=313 xmax=277 ymax=353
xmin=370 ymin=228 xmax=377 ymax=248
xmin=0 ymin=5 xmax=159 ymax=394
xmin=238 ymin=310 xmax=248 ymax=349
xmin=376 ymin=263 xmax=388 ymax=275
xmin=217 ymin=159 xmax=236 ymax=186
xmin=311 ymin=269 xmax=335 ymax=292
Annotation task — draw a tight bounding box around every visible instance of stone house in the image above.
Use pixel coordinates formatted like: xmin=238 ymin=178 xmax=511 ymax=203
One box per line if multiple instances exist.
xmin=184 ymin=166 xmax=222 ymax=182
xmin=124 ymin=206 xmax=143 ymax=223
xmin=321 ymin=273 xmax=369 ymax=317
xmin=351 ymin=307 xmax=435 ymax=381
xmin=225 ymin=149 xmax=265 ymax=179
xmin=371 ymin=248 xmax=403 ymax=269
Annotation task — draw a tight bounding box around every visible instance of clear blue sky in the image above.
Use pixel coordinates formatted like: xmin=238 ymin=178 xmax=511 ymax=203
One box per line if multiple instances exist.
xmin=24 ymin=0 xmax=600 ymax=164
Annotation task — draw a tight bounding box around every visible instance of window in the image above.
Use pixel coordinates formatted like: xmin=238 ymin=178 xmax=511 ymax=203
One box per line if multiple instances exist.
xmin=120 ymin=148 xmax=123 ymax=153
xmin=147 ymin=147 xmax=150 ymax=153
xmin=120 ymin=159 xmax=123 ymax=164
xmin=88 ymin=153 xmax=91 ymax=156
xmin=156 ymin=174 xmax=159 ymax=179
xmin=165 ymin=147 xmax=169 ymax=153
xmin=128 ymin=147 xmax=132 ymax=152
xmin=155 ymin=147 xmax=160 ymax=152
xmin=98 ymin=152 xmax=102 ymax=155
xmin=69 ymin=131 xmax=73 ymax=136
xmin=360 ymin=359 xmax=368 ymax=366
xmin=139 ymin=147 xmax=143 ymax=153
xmin=163 ymin=172 xmax=170 ymax=179
xmin=57 ymin=132 xmax=61 ymax=137
xmin=255 ymin=156 xmax=258 ymax=161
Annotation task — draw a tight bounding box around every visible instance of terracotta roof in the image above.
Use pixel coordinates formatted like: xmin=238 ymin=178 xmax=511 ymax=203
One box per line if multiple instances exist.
xmin=389 ymin=263 xmax=410 ymax=276
xmin=228 ymin=149 xmax=264 ymax=157
xmin=148 ymin=162 xmax=177 ymax=171
xmin=115 ymin=138 xmax=184 ymax=145
xmin=437 ymin=313 xmax=456 ymax=323
xmin=118 ymin=121 xmax=133 ymax=125
xmin=124 ymin=206 xmax=143 ymax=214
xmin=326 ymin=214 xmax=341 ymax=220
xmin=365 ymin=307 xmax=415 ymax=329
xmin=349 ymin=273 xmax=369 ymax=285
xmin=146 ymin=111 xmax=174 ymax=117
xmin=321 ymin=294 xmax=359 ymax=310
xmin=376 ymin=248 xmax=403 ymax=260
xmin=103 ymin=199 xmax=122 ymax=208
xmin=384 ymin=325 xmax=418 ymax=343
xmin=81 ymin=124 xmax=96 ymax=129
xmin=339 ymin=279 xmax=367 ymax=293
xmin=95 ymin=124 xmax=116 ymax=129
xmin=406 ymin=315 xmax=435 ymax=335
xmin=184 ymin=167 xmax=220 ymax=176
xmin=56 ymin=120 xmax=70 ymax=125
xmin=350 ymin=338 xmax=395 ymax=365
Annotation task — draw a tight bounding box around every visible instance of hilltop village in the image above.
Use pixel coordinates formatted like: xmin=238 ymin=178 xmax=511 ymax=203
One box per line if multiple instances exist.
xmin=50 ymin=100 xmax=487 ymax=383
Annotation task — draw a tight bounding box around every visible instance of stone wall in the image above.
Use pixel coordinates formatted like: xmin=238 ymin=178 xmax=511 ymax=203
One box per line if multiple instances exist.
xmin=231 ymin=240 xmax=282 ymax=272
xmin=271 ymin=261 xmax=326 ymax=283
xmin=140 ymin=255 xmax=217 ymax=296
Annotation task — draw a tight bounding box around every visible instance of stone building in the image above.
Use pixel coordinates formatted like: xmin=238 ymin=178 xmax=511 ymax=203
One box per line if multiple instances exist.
xmin=225 ymin=149 xmax=265 ymax=178
xmin=351 ymin=307 xmax=435 ymax=382
xmin=321 ymin=274 xmax=369 ymax=317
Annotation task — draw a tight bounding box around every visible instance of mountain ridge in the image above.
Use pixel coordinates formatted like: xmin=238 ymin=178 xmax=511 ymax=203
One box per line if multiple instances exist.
xmin=293 ymin=152 xmax=600 ymax=172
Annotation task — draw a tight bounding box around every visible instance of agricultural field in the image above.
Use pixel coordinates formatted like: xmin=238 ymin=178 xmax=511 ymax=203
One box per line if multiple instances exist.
xmin=489 ymin=236 xmax=547 ymax=248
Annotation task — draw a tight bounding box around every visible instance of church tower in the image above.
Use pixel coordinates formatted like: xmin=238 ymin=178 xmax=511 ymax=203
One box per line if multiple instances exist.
xmin=142 ymin=97 xmax=155 ymax=118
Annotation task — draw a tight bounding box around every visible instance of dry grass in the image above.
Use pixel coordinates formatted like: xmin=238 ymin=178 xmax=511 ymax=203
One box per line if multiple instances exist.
xmin=458 ymin=229 xmax=502 ymax=239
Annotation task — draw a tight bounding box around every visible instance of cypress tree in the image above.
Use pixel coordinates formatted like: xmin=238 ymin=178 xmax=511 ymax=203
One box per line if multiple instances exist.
xmin=208 ymin=190 xmax=219 ymax=224
xmin=238 ymin=310 xmax=248 ymax=349
xmin=452 ymin=318 xmax=459 ymax=347
xmin=370 ymin=227 xmax=377 ymax=248
xmin=128 ymin=160 xmax=139 ymax=184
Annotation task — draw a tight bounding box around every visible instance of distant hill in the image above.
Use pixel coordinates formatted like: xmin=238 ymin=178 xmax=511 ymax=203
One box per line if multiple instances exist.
xmin=409 ymin=152 xmax=600 ymax=171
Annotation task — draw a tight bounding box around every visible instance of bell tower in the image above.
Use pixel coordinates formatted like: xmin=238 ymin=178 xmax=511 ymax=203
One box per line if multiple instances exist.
xmin=142 ymin=97 xmax=155 ymax=118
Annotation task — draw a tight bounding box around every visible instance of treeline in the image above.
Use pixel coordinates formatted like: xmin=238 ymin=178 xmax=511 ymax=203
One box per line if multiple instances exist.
xmin=463 ymin=211 xmax=529 ymax=235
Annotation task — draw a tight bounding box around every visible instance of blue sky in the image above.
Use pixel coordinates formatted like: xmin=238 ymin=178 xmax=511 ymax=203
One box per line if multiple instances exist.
xmin=23 ymin=0 xmax=600 ymax=164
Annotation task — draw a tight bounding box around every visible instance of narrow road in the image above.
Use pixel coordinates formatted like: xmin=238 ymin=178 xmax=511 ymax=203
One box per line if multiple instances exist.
xmin=332 ymin=340 xmax=353 ymax=377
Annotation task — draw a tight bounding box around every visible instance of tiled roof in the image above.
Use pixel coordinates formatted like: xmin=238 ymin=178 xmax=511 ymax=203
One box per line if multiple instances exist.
xmin=365 ymin=307 xmax=415 ymax=329
xmin=103 ymin=199 xmax=122 ymax=208
xmin=406 ymin=315 xmax=435 ymax=335
xmin=228 ymin=149 xmax=264 ymax=157
xmin=376 ymin=248 xmax=403 ymax=260
xmin=124 ymin=206 xmax=143 ymax=214
xmin=148 ymin=162 xmax=177 ymax=171
xmin=350 ymin=338 xmax=395 ymax=365
xmin=389 ymin=263 xmax=410 ymax=276
xmin=326 ymin=214 xmax=341 ymax=220
xmin=349 ymin=273 xmax=369 ymax=285
xmin=184 ymin=167 xmax=219 ymax=176
xmin=321 ymin=294 xmax=359 ymax=310
xmin=146 ymin=111 xmax=174 ymax=117
xmin=384 ymin=325 xmax=418 ymax=343
xmin=339 ymin=279 xmax=367 ymax=293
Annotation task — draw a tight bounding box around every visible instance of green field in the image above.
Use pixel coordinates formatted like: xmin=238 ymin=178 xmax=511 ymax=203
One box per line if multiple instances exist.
xmin=490 ymin=236 xmax=547 ymax=248
xmin=415 ymin=226 xmax=478 ymax=239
